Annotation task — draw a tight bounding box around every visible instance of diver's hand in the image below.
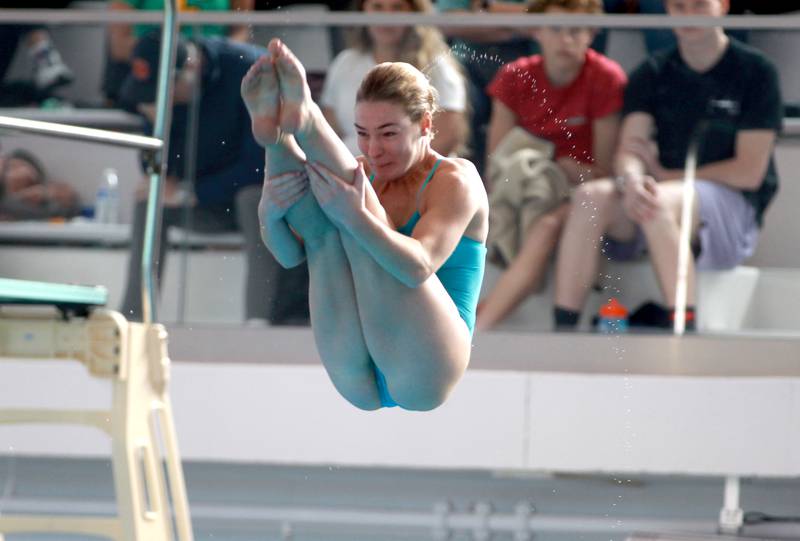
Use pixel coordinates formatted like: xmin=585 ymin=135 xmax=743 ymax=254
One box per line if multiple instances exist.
xmin=261 ymin=169 xmax=309 ymax=223
xmin=306 ymin=161 xmax=366 ymax=229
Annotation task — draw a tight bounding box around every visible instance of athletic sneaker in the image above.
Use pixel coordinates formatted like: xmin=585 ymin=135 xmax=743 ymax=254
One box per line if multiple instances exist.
xmin=30 ymin=41 xmax=74 ymax=91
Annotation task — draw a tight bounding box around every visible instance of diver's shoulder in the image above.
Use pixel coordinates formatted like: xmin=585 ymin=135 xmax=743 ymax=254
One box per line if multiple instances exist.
xmin=437 ymin=156 xmax=483 ymax=185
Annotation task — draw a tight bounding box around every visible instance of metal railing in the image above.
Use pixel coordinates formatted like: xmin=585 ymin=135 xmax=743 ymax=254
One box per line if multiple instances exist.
xmin=0 ymin=10 xmax=798 ymax=30
xmin=0 ymin=116 xmax=160 ymax=151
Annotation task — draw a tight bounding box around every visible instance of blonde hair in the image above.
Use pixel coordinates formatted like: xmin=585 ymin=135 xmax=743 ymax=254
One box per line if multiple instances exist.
xmin=350 ymin=0 xmax=457 ymax=76
xmin=356 ymin=62 xmax=439 ymax=123
xmin=526 ymin=0 xmax=603 ymax=13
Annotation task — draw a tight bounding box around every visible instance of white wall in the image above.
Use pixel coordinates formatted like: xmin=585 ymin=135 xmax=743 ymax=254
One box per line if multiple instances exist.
xmin=1 ymin=357 xmax=799 ymax=477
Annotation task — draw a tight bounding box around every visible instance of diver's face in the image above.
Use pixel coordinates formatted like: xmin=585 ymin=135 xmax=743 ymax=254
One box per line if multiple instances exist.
xmin=355 ymin=100 xmax=428 ymax=181
xmin=533 ymin=7 xmax=595 ymax=75
xmin=666 ymin=0 xmax=728 ymax=43
xmin=363 ymin=0 xmax=414 ymax=50
xmin=1 ymin=157 xmax=41 ymax=193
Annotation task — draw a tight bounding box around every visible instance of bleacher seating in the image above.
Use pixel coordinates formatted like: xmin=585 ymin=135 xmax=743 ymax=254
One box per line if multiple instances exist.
xmin=1 ymin=4 xmax=799 ymax=330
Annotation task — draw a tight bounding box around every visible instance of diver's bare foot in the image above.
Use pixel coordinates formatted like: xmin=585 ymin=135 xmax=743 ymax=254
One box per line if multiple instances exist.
xmin=268 ymin=38 xmax=315 ymax=139
xmin=241 ymin=54 xmax=281 ymax=147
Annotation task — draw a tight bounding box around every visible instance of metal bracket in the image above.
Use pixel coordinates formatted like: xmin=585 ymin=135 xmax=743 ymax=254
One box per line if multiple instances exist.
xmin=0 ymin=309 xmax=122 ymax=378
xmin=718 ymin=476 xmax=744 ymax=534
xmin=472 ymin=501 xmax=493 ymax=541
xmin=146 ymin=324 xmax=171 ymax=394
xmin=433 ymin=500 xmax=453 ymax=541
xmin=513 ymin=500 xmax=535 ymax=541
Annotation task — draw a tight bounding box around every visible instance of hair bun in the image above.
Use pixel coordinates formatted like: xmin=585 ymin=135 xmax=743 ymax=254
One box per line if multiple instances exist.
xmin=357 ymin=62 xmax=440 ymax=121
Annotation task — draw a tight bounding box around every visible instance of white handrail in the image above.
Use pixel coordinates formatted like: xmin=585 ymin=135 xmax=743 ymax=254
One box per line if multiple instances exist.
xmin=0 ymin=115 xmax=161 ymax=151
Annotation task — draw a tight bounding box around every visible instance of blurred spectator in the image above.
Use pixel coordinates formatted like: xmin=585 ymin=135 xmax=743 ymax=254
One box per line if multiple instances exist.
xmin=105 ymin=0 xmax=254 ymax=106
xmin=594 ymin=0 xmax=677 ymax=54
xmin=0 ymin=149 xmax=80 ymax=221
xmin=596 ymin=0 xmax=791 ymax=55
xmin=118 ymin=32 xmax=309 ymax=324
xmin=731 ymin=1 xmax=798 ymax=14
xmin=552 ymin=0 xmax=782 ymax=331
xmin=253 ymin=0 xmax=352 ymax=56
xmin=0 ymin=1 xmax=75 ymax=106
xmin=320 ymin=0 xmax=468 ymax=157
xmin=437 ymin=0 xmax=538 ymax=175
xmin=476 ymin=0 xmax=626 ymax=330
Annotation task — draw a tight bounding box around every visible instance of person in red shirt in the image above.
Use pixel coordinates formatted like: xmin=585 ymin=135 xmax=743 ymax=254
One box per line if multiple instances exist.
xmin=475 ymin=0 xmax=626 ymax=330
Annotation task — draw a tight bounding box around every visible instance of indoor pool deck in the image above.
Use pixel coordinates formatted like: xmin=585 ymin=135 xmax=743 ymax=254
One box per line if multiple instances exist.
xmin=2 ymin=325 xmax=800 ymax=540
xmin=0 ymin=456 xmax=799 ymax=541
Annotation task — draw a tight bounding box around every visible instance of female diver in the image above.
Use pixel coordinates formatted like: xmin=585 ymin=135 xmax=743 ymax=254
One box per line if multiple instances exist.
xmin=241 ymin=39 xmax=488 ymax=411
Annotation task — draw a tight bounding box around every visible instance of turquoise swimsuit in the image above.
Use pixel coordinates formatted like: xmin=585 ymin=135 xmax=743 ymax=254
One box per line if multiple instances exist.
xmin=370 ymin=159 xmax=486 ymax=407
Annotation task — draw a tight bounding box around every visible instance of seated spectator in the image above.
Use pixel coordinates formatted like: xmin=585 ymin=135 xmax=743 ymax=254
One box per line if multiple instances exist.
xmin=118 ymin=32 xmax=309 ymax=325
xmin=0 ymin=1 xmax=75 ymax=106
xmin=320 ymin=0 xmax=468 ymax=158
xmin=475 ymin=0 xmax=626 ymax=331
xmin=552 ymin=0 xmax=782 ymax=331
xmin=437 ymin=0 xmax=538 ymax=175
xmin=0 ymin=149 xmax=80 ymax=221
xmin=105 ymin=0 xmax=254 ymax=106
xmin=597 ymin=0 xmax=778 ymax=57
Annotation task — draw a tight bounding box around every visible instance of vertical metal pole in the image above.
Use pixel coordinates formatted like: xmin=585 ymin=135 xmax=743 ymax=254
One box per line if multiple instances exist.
xmin=175 ymin=28 xmax=203 ymax=325
xmin=141 ymin=0 xmax=179 ymax=325
xmin=674 ymin=121 xmax=706 ymax=335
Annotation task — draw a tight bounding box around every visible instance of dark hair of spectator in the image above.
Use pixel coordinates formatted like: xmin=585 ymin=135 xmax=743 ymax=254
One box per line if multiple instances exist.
xmin=526 ymin=0 xmax=603 ymax=14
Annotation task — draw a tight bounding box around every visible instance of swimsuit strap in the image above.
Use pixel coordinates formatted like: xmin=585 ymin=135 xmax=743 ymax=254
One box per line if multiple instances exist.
xmin=416 ymin=158 xmax=442 ymax=202
xmin=415 ymin=158 xmax=442 ymax=208
xmin=369 ymin=158 xmax=443 ymax=218
xmin=369 ymin=158 xmax=442 ymax=192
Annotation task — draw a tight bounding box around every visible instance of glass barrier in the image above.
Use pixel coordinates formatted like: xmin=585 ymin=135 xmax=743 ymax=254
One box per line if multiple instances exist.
xmin=0 ymin=10 xmax=798 ymax=340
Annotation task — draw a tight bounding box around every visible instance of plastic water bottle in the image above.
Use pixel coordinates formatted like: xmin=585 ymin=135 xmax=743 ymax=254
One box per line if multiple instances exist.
xmin=597 ymin=297 xmax=629 ymax=333
xmin=95 ymin=168 xmax=120 ymax=224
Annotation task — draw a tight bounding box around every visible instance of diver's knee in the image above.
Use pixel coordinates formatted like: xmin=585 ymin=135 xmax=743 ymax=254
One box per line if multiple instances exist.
xmin=393 ymin=381 xmax=452 ymax=411
xmin=324 ymin=365 xmax=383 ymax=411
xmin=345 ymin=395 xmax=383 ymax=411
xmin=398 ymin=392 xmax=448 ymax=412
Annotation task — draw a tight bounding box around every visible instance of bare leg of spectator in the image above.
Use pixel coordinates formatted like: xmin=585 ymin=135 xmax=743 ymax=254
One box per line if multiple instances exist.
xmin=638 ymin=180 xmax=700 ymax=308
xmin=554 ymin=179 xmax=637 ymax=315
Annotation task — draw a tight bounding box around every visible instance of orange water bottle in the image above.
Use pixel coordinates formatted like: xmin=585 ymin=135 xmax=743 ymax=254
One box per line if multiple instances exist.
xmin=597 ymin=297 xmax=629 ymax=333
